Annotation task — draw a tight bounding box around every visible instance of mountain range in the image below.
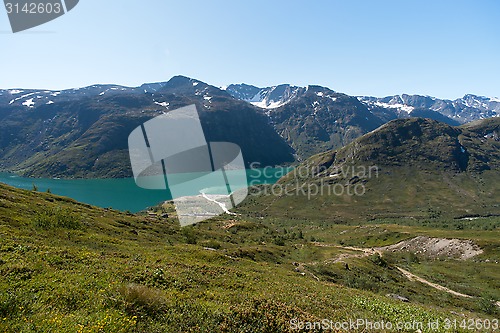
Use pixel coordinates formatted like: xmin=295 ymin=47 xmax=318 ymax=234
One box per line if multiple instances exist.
xmin=0 ymin=76 xmax=498 ymax=178
xmin=0 ymin=77 xmax=294 ymax=178
xmin=226 ymin=83 xmax=500 ymax=124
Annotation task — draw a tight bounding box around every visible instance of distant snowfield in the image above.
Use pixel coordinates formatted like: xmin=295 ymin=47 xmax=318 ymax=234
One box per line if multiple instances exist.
xmin=374 ymin=101 xmax=415 ymax=114
xmin=251 ymin=100 xmax=284 ymax=109
xmin=22 ymin=98 xmax=35 ymax=108
xmin=154 ymin=101 xmax=169 ymax=108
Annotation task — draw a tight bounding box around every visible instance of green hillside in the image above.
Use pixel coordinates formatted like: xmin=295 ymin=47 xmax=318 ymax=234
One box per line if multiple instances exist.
xmin=1 ymin=181 xmax=499 ymax=332
xmin=239 ymin=118 xmax=500 ymax=222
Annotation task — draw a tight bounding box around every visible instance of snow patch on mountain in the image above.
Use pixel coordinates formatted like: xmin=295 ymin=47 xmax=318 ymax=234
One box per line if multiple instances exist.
xmin=22 ymin=98 xmax=35 ymax=108
xmin=360 ymin=94 xmax=500 ymax=124
xmin=251 ymin=99 xmax=284 ymax=109
xmin=154 ymin=101 xmax=169 ymax=108
xmin=374 ymin=101 xmax=414 ymax=114
xmin=227 ymin=84 xmax=304 ymax=109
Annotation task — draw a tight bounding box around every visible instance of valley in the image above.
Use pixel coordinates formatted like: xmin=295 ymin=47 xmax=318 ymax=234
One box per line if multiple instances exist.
xmin=0 ymin=77 xmax=499 ymax=332
xmin=2 ymin=0 xmax=499 ymax=331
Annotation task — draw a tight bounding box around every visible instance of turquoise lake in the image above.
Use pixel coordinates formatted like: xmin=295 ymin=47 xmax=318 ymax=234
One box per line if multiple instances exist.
xmin=0 ymin=168 xmax=290 ymax=212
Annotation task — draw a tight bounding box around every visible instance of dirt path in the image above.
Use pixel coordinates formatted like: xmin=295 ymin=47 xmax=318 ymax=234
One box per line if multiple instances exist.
xmin=311 ymin=241 xmax=477 ymax=299
xmin=312 ymin=242 xmax=383 ymax=255
xmin=395 ymin=266 xmax=473 ymax=298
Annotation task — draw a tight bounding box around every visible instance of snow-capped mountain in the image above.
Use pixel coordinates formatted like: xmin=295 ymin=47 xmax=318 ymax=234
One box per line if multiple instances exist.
xmin=0 ymin=77 xmax=227 ymax=111
xmin=265 ymin=85 xmax=386 ymax=159
xmin=1 ymin=75 xmax=498 ymax=179
xmin=0 ymin=76 xmax=295 ymax=178
xmin=359 ymin=94 xmax=500 ymax=124
xmin=226 ymin=84 xmax=304 ymax=109
xmin=227 ymin=83 xmax=499 ymax=124
xmin=3 ymin=78 xmax=497 ymax=126
xmin=0 ymin=85 xmax=134 ymax=109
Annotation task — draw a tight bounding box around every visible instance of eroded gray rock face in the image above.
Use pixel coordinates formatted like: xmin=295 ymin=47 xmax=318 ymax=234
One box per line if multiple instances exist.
xmin=380 ymin=236 xmax=483 ymax=260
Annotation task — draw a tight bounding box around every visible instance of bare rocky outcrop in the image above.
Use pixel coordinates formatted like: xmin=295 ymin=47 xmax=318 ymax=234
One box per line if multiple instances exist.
xmin=380 ymin=236 xmax=483 ymax=260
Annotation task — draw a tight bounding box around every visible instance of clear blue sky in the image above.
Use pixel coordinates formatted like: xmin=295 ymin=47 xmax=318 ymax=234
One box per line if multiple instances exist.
xmin=1 ymin=0 xmax=498 ymax=99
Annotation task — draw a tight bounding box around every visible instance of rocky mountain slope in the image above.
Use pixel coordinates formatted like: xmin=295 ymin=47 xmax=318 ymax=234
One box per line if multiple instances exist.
xmin=1 ymin=76 xmax=498 ymax=178
xmin=228 ymin=83 xmax=500 ymax=125
xmin=360 ymin=94 xmax=500 ymax=124
xmin=0 ymin=76 xmax=294 ymax=178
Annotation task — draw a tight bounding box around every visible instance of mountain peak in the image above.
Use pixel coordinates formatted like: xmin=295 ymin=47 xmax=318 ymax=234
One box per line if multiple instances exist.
xmin=226 ymin=83 xmax=305 ymax=109
xmin=164 ymin=75 xmax=206 ymax=89
xmin=328 ymin=117 xmax=500 ymax=173
xmin=271 ymin=116 xmax=500 ymax=221
xmin=361 ymin=93 xmax=500 ymax=124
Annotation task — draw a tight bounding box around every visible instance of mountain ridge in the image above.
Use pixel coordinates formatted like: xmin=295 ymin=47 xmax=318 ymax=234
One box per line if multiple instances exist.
xmin=4 ymin=77 xmax=498 ymax=124
xmin=226 ymin=83 xmax=500 ymax=124
xmin=0 ymin=76 xmax=295 ymax=178
xmin=1 ymin=75 xmax=499 ymax=179
xmin=240 ymin=117 xmax=500 ymax=221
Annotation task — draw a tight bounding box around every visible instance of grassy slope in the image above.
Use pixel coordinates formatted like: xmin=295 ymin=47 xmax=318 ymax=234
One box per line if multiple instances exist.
xmin=239 ymin=167 xmax=499 ymax=222
xmin=1 ymin=183 xmax=498 ymax=332
xmin=238 ymin=118 xmax=500 ymax=222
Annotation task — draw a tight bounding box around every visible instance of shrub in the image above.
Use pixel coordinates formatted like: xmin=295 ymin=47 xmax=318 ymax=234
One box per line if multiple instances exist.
xmin=220 ymin=299 xmax=321 ymax=333
xmin=273 ymin=236 xmax=285 ymax=246
xmin=404 ymin=252 xmax=420 ymax=264
xmin=297 ymin=229 xmax=304 ymax=239
xmin=182 ymin=227 xmax=198 ymax=244
xmin=117 ymin=283 xmax=167 ymax=318
xmin=202 ymin=239 xmax=221 ymax=250
xmin=32 ymin=207 xmax=81 ymax=230
xmin=0 ymin=292 xmax=19 ymax=318
xmin=369 ymin=253 xmax=388 ymax=267
xmin=478 ymin=294 xmax=497 ymax=315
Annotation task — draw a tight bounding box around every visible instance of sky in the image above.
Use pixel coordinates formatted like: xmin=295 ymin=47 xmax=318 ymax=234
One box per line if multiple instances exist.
xmin=0 ymin=0 xmax=499 ymax=99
